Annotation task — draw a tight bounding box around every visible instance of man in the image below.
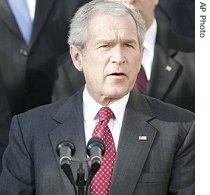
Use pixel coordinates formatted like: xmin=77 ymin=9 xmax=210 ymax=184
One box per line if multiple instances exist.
xmin=0 ymin=1 xmax=194 ymax=194
xmin=0 ymin=0 xmax=87 ymax=116
xmin=0 ymin=0 xmax=87 ymax=175
xmin=52 ymin=0 xmax=195 ymax=112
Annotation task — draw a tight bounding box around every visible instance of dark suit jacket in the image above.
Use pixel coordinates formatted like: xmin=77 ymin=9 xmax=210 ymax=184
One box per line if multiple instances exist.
xmin=155 ymin=0 xmax=195 ymax=38
xmin=0 ymin=88 xmax=195 ymax=194
xmin=52 ymin=53 xmax=85 ymax=102
xmin=0 ymin=0 xmax=87 ymax=115
xmin=148 ymin=27 xmax=195 ymax=112
xmin=52 ymin=27 xmax=195 ymax=112
xmin=0 ymin=76 xmax=11 ymax=173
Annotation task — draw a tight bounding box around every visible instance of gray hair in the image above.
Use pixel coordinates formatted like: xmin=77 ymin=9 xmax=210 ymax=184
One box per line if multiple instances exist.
xmin=68 ymin=0 xmax=146 ymax=51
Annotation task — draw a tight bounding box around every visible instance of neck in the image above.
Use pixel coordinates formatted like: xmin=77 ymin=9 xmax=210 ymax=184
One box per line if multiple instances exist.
xmin=144 ymin=14 xmax=155 ymax=30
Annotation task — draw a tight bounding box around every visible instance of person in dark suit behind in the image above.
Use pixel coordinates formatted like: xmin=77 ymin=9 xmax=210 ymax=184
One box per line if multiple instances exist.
xmin=0 ymin=1 xmax=194 ymax=194
xmin=52 ymin=0 xmax=195 ymax=112
xmin=155 ymin=0 xmax=195 ymax=39
xmin=52 ymin=53 xmax=85 ymax=101
xmin=0 ymin=74 xmax=11 ymax=173
xmin=0 ymin=0 xmax=87 ymax=116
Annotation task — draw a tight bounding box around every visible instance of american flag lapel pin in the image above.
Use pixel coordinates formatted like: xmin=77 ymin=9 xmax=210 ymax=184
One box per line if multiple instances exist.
xmin=139 ymin=135 xmax=148 ymax=141
xmin=165 ymin=65 xmax=172 ymax=72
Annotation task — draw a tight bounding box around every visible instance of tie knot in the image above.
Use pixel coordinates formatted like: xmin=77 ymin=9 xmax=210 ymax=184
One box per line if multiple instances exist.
xmin=98 ymin=107 xmax=113 ymax=123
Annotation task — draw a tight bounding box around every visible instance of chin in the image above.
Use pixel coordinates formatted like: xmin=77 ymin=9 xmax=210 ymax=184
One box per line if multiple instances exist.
xmin=107 ymin=87 xmax=129 ymax=98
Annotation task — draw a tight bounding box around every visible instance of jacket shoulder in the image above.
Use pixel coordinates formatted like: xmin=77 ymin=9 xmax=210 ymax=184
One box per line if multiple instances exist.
xmin=145 ymin=96 xmax=195 ymax=122
xmin=156 ymin=27 xmax=195 ymax=52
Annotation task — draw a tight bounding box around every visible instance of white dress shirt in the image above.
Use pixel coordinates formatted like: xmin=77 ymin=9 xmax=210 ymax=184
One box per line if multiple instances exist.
xmin=142 ymin=19 xmax=157 ymax=80
xmin=83 ymin=86 xmax=129 ymax=150
xmin=26 ymin=0 xmax=36 ymax=22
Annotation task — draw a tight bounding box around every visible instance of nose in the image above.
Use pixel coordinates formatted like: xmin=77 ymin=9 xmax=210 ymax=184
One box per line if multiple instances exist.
xmin=110 ymin=46 xmax=126 ymax=65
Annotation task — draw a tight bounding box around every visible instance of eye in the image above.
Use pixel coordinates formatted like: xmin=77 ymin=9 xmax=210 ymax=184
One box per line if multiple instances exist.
xmin=98 ymin=44 xmax=109 ymax=48
xmin=125 ymin=43 xmax=134 ymax=48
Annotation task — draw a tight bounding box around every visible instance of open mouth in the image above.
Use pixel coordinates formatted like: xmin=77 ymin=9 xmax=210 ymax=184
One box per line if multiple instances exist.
xmin=109 ymin=73 xmax=125 ymax=76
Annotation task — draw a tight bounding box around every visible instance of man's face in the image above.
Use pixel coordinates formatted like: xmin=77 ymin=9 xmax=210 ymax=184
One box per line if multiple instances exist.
xmin=72 ymin=14 xmax=143 ymax=105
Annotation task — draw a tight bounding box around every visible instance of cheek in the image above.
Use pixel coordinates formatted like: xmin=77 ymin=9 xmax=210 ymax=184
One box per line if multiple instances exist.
xmin=130 ymin=56 xmax=141 ymax=72
xmin=129 ymin=65 xmax=141 ymax=82
xmin=83 ymin=63 xmax=103 ymax=85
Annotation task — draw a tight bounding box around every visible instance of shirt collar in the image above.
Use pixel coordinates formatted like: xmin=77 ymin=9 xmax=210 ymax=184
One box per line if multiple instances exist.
xmin=83 ymin=86 xmax=129 ymax=125
xmin=143 ymin=19 xmax=157 ymax=54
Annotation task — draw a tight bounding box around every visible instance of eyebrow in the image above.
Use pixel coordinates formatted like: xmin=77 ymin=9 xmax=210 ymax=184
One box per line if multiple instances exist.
xmin=96 ymin=38 xmax=138 ymax=46
xmin=122 ymin=39 xmax=138 ymax=46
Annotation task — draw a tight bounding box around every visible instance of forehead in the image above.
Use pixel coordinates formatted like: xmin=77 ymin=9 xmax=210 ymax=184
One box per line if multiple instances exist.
xmin=87 ymin=14 xmax=138 ymax=40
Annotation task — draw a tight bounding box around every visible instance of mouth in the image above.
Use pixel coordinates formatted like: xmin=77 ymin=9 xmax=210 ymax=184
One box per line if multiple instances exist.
xmin=109 ymin=72 xmax=126 ymax=76
xmin=107 ymin=73 xmax=127 ymax=81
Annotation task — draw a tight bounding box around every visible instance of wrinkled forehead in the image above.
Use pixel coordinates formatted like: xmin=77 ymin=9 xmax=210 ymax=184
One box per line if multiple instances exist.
xmin=85 ymin=14 xmax=139 ymax=46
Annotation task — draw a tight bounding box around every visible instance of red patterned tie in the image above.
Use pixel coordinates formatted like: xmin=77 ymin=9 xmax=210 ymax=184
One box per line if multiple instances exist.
xmin=136 ymin=65 xmax=148 ymax=94
xmin=91 ymin=107 xmax=116 ymax=195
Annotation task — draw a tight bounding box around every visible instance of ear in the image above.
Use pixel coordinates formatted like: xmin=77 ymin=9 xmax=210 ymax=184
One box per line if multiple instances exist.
xmin=70 ymin=45 xmax=83 ymax=72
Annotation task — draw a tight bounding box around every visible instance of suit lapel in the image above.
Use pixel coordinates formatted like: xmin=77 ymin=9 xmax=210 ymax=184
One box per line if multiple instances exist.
xmin=48 ymin=89 xmax=88 ymax=193
xmin=148 ymin=28 xmax=181 ymax=100
xmin=0 ymin=0 xmax=23 ymax=40
xmin=110 ymin=90 xmax=157 ymax=195
xmin=48 ymin=88 xmax=157 ymax=194
xmin=30 ymin=0 xmax=55 ymax=45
